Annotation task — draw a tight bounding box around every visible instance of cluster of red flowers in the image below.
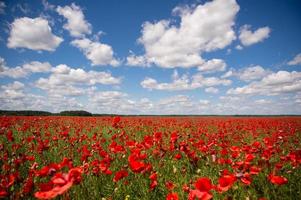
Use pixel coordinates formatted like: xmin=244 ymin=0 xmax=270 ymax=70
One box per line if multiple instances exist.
xmin=0 ymin=116 xmax=300 ymax=199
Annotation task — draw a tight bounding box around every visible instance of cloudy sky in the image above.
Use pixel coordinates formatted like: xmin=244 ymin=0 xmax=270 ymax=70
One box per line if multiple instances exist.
xmin=0 ymin=0 xmax=301 ymax=114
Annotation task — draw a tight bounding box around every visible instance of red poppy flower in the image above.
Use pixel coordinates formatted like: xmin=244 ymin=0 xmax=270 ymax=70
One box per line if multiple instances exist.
xmin=166 ymin=192 xmax=179 ymax=200
xmin=240 ymin=173 xmax=252 ymax=185
xmin=149 ymin=172 xmax=158 ymax=190
xmin=0 ymin=188 xmax=7 ymax=198
xmin=34 ymin=167 xmax=82 ymax=199
xmin=174 ymin=153 xmax=182 ymax=160
xmin=128 ymin=152 xmax=146 ymax=173
xmin=249 ymin=166 xmax=261 ymax=175
xmin=188 ymin=189 xmax=212 ymax=200
xmin=112 ymin=116 xmax=121 ymax=127
xmin=194 ymin=177 xmax=212 ymax=192
xmin=217 ymin=174 xmax=236 ymax=193
xmin=268 ymin=174 xmax=288 ymax=185
xmin=113 ymin=170 xmax=128 ymax=182
xmin=245 ymin=154 xmax=255 ymax=163
xmin=6 ymin=130 xmax=14 ymax=142
xmin=165 ymin=181 xmax=175 ymax=191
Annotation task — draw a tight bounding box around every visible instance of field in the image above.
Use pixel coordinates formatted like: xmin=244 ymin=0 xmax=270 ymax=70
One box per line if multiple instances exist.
xmin=1 ymin=116 xmax=301 ymax=200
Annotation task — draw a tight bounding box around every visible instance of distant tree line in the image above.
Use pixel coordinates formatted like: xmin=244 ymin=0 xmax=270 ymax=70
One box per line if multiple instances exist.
xmin=59 ymin=110 xmax=92 ymax=116
xmin=0 ymin=110 xmax=299 ymax=117
xmin=0 ymin=110 xmax=52 ymax=116
xmin=0 ymin=110 xmax=92 ymax=116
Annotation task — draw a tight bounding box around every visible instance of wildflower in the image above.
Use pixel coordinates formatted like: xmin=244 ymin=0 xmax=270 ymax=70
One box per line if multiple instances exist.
xmin=166 ymin=192 xmax=179 ymax=200
xmin=217 ymin=172 xmax=236 ymax=193
xmin=268 ymin=174 xmax=288 ymax=185
xmin=34 ymin=167 xmax=82 ymax=199
xmin=113 ymin=170 xmax=128 ymax=182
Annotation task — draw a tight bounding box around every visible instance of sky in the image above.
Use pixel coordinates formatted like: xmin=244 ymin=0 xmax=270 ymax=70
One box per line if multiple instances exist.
xmin=0 ymin=0 xmax=301 ymax=115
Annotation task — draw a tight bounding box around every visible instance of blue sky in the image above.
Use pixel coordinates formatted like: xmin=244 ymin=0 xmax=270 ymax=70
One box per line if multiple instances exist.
xmin=0 ymin=0 xmax=301 ymax=114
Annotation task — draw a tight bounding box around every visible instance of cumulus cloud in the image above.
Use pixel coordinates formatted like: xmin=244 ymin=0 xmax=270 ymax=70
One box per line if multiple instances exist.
xmin=89 ymin=91 xmax=127 ymax=106
xmin=22 ymin=61 xmax=52 ymax=73
xmin=0 ymin=64 xmax=27 ymax=79
xmin=221 ymin=70 xmax=233 ymax=79
xmin=126 ymin=53 xmax=149 ymax=67
xmin=87 ymin=92 xmax=301 ymax=115
xmin=35 ymin=64 xmax=121 ymax=97
xmin=1 ymin=80 xmax=299 ymax=115
xmin=87 ymin=91 xmax=149 ymax=114
xmin=198 ymin=59 xmax=227 ymax=73
xmin=222 ymin=65 xmax=270 ymax=82
xmin=288 ymin=53 xmax=301 ymax=66
xmin=0 ymin=81 xmax=25 ymax=99
xmin=235 ymin=45 xmax=243 ymax=50
xmin=7 ymin=17 xmax=63 ymax=51
xmin=71 ymin=38 xmax=119 ymax=66
xmin=254 ymin=99 xmax=272 ymax=104
xmin=227 ymin=70 xmax=301 ymax=95
xmin=56 ymin=3 xmax=119 ymax=66
xmin=237 ymin=65 xmax=269 ymax=81
xmin=97 ymin=93 xmax=296 ymax=115
xmin=56 ymin=3 xmax=92 ymax=37
xmin=0 ymin=57 xmax=52 ymax=78
xmin=141 ymin=71 xmax=231 ymax=91
xmin=127 ymin=0 xmax=239 ymax=68
xmin=205 ymin=87 xmax=219 ymax=94
xmin=0 ymin=87 xmax=83 ymax=112
xmin=41 ymin=64 xmax=121 ymax=85
xmin=199 ymin=100 xmax=210 ymax=105
xmin=239 ymin=25 xmax=271 ymax=46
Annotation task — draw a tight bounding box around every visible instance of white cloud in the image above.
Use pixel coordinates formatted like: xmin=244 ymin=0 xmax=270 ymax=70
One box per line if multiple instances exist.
xmin=22 ymin=61 xmax=52 ymax=73
xmin=89 ymin=91 xmax=127 ymax=103
xmin=126 ymin=53 xmax=149 ymax=67
xmin=0 ymin=81 xmax=25 ymax=99
xmin=0 ymin=66 xmax=27 ymax=78
xmin=40 ymin=64 xmax=121 ymax=85
xmin=71 ymin=38 xmax=119 ymax=66
xmin=87 ymin=93 xmax=300 ymax=115
xmin=56 ymin=3 xmax=120 ymax=67
xmin=35 ymin=64 xmax=121 ymax=97
xmin=227 ymin=70 xmax=301 ymax=95
xmin=198 ymin=59 xmax=227 ymax=73
xmin=222 ymin=65 xmax=270 ymax=82
xmin=254 ymin=99 xmax=271 ymax=104
xmin=0 ymin=88 xmax=84 ymax=112
xmin=235 ymin=45 xmax=243 ymax=50
xmin=192 ymin=73 xmax=232 ymax=88
xmin=7 ymin=17 xmax=63 ymax=51
xmin=239 ymin=25 xmax=271 ymax=46
xmin=128 ymin=0 xmax=239 ymax=68
xmin=141 ymin=71 xmax=231 ymax=91
xmin=141 ymin=76 xmax=190 ymax=91
xmin=205 ymin=87 xmax=219 ymax=94
xmin=237 ymin=65 xmax=269 ymax=81
xmin=199 ymin=99 xmax=210 ymax=105
xmin=158 ymin=95 xmax=191 ymax=106
xmin=56 ymin=3 xmax=91 ymax=38
xmin=221 ymin=70 xmax=233 ymax=78
xmin=0 ymin=57 xmax=52 ymax=78
xmin=261 ymin=71 xmax=301 ymax=85
xmin=1 ymin=80 xmax=300 ymax=114
xmin=88 ymin=91 xmax=145 ymax=114
xmin=288 ymin=53 xmax=301 ymax=66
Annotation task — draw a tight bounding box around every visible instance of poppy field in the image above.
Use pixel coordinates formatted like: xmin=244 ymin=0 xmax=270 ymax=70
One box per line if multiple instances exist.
xmin=1 ymin=116 xmax=301 ymax=200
